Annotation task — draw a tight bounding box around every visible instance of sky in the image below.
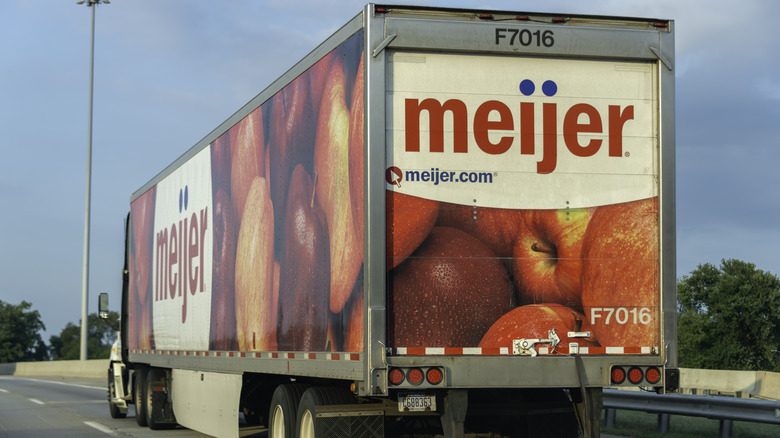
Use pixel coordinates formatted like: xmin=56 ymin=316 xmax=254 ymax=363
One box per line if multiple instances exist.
xmin=2 ymin=0 xmax=779 ymax=340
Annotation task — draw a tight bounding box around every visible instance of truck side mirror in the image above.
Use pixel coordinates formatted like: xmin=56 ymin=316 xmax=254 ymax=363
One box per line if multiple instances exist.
xmin=98 ymin=292 xmax=109 ymax=319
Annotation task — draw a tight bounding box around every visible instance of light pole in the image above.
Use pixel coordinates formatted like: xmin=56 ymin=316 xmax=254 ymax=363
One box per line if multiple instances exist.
xmin=77 ymin=0 xmax=109 ymax=361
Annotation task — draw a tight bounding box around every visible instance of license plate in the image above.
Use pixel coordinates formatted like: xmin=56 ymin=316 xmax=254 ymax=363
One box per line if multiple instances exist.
xmin=398 ymin=393 xmax=436 ymax=412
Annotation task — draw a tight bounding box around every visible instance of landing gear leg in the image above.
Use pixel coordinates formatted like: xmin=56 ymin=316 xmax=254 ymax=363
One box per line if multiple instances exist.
xmin=440 ymin=390 xmax=468 ymax=438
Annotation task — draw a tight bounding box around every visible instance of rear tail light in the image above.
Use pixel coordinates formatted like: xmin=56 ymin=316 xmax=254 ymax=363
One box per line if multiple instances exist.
xmin=611 ymin=366 xmax=626 ymax=385
xmin=645 ymin=366 xmax=661 ymax=384
xmin=627 ymin=366 xmax=644 ymax=384
xmin=407 ymin=368 xmax=424 ymax=385
xmin=426 ymin=367 xmax=443 ymax=385
xmin=388 ymin=368 xmax=405 ymax=386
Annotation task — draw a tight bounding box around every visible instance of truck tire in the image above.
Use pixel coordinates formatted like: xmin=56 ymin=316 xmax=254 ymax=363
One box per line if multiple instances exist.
xmin=268 ymin=384 xmax=308 ymax=438
xmin=296 ymin=387 xmax=356 ymax=438
xmin=133 ymin=368 xmax=148 ymax=427
xmin=108 ymin=366 xmax=126 ymax=419
xmin=146 ymin=368 xmax=175 ymax=430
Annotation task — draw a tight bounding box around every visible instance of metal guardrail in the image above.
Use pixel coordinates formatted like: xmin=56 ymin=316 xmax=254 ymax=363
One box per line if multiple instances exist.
xmin=603 ymin=389 xmax=780 ymax=438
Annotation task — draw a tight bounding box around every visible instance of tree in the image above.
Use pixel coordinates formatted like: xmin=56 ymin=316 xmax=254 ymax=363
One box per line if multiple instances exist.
xmin=0 ymin=300 xmax=48 ymax=363
xmin=49 ymin=311 xmax=120 ymax=360
xmin=677 ymin=259 xmax=780 ymax=372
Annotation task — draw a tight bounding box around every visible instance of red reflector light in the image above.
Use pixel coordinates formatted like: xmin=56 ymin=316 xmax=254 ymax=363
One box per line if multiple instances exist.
xmin=407 ymin=368 xmax=424 ymax=385
xmin=646 ymin=367 xmax=661 ymax=384
xmin=552 ymin=17 xmax=567 ymax=23
xmin=628 ymin=366 xmax=644 ymax=384
xmin=426 ymin=368 xmax=443 ymax=385
xmin=652 ymin=22 xmax=667 ymax=28
xmin=479 ymin=14 xmax=494 ymax=20
xmin=611 ymin=366 xmax=626 ymax=384
xmin=375 ymin=7 xmax=388 ymax=13
xmin=516 ymin=16 xmax=530 ymax=21
xmin=388 ymin=368 xmax=405 ymax=385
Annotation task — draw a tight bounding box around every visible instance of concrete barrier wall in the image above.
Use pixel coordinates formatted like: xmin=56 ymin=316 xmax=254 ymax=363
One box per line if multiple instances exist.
xmin=0 ymin=360 xmax=108 ymax=379
xmin=680 ymin=368 xmax=780 ymax=400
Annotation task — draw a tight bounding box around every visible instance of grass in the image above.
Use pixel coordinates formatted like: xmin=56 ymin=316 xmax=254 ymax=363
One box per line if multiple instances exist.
xmin=601 ymin=409 xmax=779 ymax=438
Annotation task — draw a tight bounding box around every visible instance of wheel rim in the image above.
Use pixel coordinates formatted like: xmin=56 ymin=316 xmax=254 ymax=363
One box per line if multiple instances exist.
xmin=271 ymin=405 xmax=285 ymax=438
xmin=299 ymin=410 xmax=314 ymax=438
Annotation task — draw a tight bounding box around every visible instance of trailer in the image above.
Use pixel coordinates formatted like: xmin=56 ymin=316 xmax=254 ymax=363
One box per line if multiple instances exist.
xmin=100 ymin=4 xmax=677 ymax=437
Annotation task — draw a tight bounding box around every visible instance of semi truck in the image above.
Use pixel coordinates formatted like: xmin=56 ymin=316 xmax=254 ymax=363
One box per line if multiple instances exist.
xmin=100 ymin=4 xmax=677 ymax=437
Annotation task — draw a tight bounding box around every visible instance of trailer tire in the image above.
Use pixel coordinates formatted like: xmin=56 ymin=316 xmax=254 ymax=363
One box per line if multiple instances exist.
xmin=146 ymin=368 xmax=175 ymax=430
xmin=268 ymin=384 xmax=308 ymax=438
xmin=108 ymin=366 xmax=126 ymax=419
xmin=133 ymin=368 xmax=148 ymax=427
xmin=297 ymin=387 xmax=356 ymax=438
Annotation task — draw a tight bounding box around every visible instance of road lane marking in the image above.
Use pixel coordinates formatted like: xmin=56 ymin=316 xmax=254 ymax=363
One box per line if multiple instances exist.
xmin=16 ymin=377 xmax=103 ymax=390
xmin=84 ymin=421 xmax=117 ymax=436
xmin=29 ymin=398 xmax=45 ymax=405
xmin=0 ymin=389 xmax=8 ymax=393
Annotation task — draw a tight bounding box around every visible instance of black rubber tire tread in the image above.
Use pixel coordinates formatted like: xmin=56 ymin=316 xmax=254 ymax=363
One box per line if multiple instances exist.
xmin=146 ymin=368 xmax=175 ymax=430
xmin=108 ymin=366 xmax=126 ymax=419
xmin=268 ymin=383 xmax=308 ymax=438
xmin=133 ymin=367 xmax=148 ymax=427
xmin=296 ymin=387 xmax=357 ymax=436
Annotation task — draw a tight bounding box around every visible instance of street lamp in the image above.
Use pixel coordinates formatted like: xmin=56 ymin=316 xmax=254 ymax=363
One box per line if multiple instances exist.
xmin=77 ymin=0 xmax=109 ymax=361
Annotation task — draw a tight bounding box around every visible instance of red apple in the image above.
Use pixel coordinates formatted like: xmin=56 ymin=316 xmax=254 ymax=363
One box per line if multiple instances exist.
xmin=211 ymin=132 xmax=231 ymax=196
xmin=386 ymin=191 xmax=439 ymax=270
xmin=580 ymin=197 xmax=659 ymax=348
xmin=478 ymin=304 xmax=597 ymax=352
xmin=234 ymin=177 xmax=276 ymax=351
xmin=210 ymin=188 xmax=237 ymax=350
xmin=309 ymin=50 xmax=336 ymax=123
xmin=131 ymin=186 xmax=156 ymax=305
xmin=313 ymin=55 xmax=362 ymax=314
xmin=437 ymin=203 xmax=522 ymax=258
xmin=512 ymin=208 xmax=592 ymax=309
xmin=391 ymin=227 xmax=514 ymax=348
xmin=268 ymin=73 xmax=316 ymax=246
xmin=230 ymin=107 xmax=265 ymax=223
xmin=277 ymin=165 xmax=330 ymax=351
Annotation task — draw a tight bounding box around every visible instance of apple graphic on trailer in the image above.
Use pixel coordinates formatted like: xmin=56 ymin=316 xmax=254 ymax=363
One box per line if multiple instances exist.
xmin=512 ymin=208 xmax=592 ymax=309
xmin=391 ymin=227 xmax=514 ymax=348
xmin=478 ymin=304 xmax=597 ymax=353
xmin=313 ymin=54 xmax=362 ymax=314
xmin=580 ymin=197 xmax=659 ymax=348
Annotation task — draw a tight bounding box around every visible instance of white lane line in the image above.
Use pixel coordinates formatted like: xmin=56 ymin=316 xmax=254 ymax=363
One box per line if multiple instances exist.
xmin=0 ymin=389 xmax=8 ymax=393
xmin=29 ymin=398 xmax=45 ymax=405
xmin=84 ymin=421 xmax=117 ymax=436
xmin=16 ymin=378 xmax=103 ymax=390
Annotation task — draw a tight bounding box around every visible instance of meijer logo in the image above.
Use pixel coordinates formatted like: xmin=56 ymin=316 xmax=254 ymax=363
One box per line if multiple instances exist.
xmin=404 ymin=79 xmax=634 ymax=174
xmin=154 ymin=185 xmax=209 ymax=323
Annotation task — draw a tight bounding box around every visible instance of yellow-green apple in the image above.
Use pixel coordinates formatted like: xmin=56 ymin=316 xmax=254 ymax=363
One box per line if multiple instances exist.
xmin=131 ymin=186 xmax=156 ymax=305
xmin=210 ymin=188 xmax=237 ymax=350
xmin=230 ymin=107 xmax=265 ymax=223
xmin=437 ymin=203 xmax=522 ymax=258
xmin=391 ymin=227 xmax=514 ymax=348
xmin=348 ymin=52 xmax=364 ymax=239
xmin=234 ymin=177 xmax=276 ymax=351
xmin=314 ymin=55 xmax=362 ymax=314
xmin=343 ymin=272 xmax=364 ymax=352
xmin=277 ymin=165 xmax=330 ymax=351
xmin=386 ymin=191 xmax=439 ymax=270
xmin=478 ymin=304 xmax=597 ymax=352
xmin=580 ymin=197 xmax=659 ymax=348
xmin=512 ymin=208 xmax=592 ymax=309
